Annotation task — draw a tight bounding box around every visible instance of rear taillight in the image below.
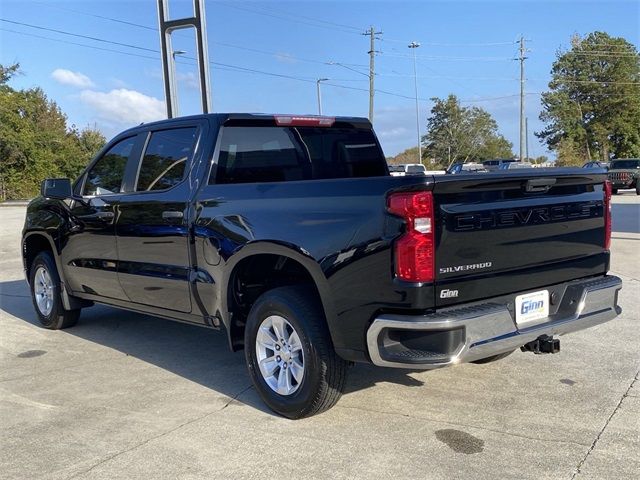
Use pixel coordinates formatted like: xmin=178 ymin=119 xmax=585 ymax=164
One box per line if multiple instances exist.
xmin=604 ymin=180 xmax=612 ymax=250
xmin=387 ymin=191 xmax=435 ymax=283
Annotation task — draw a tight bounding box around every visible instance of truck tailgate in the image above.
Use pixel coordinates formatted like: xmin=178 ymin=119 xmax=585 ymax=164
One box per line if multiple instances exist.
xmin=433 ymin=169 xmax=609 ymax=307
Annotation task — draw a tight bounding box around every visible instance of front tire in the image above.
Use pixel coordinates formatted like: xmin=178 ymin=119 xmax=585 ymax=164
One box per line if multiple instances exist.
xmin=612 ymin=188 xmax=618 ymax=195
xmin=244 ymin=286 xmax=347 ymax=419
xmin=29 ymin=252 xmax=80 ymax=329
xmin=635 ymin=183 xmax=639 ymax=195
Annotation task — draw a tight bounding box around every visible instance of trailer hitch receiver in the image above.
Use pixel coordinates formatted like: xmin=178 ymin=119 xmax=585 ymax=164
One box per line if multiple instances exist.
xmin=521 ymin=335 xmax=560 ymax=354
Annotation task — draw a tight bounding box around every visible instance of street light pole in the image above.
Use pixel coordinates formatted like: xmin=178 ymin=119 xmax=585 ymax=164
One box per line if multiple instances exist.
xmin=316 ymin=78 xmax=329 ymax=115
xmin=408 ymin=41 xmax=422 ymax=165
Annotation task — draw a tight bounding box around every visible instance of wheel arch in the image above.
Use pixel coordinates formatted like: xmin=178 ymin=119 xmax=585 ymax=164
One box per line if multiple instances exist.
xmin=221 ymin=241 xmax=337 ymax=352
xmin=22 ymin=231 xmax=61 ymax=285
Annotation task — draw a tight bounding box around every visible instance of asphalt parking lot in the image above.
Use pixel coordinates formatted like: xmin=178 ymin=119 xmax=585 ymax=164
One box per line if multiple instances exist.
xmin=1 ymin=195 xmax=638 ymax=480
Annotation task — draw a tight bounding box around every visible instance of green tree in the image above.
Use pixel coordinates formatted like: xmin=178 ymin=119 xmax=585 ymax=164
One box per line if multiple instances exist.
xmin=422 ymin=94 xmax=513 ymax=166
xmin=388 ymin=147 xmax=419 ymax=164
xmin=537 ymin=32 xmax=640 ymax=162
xmin=554 ymin=138 xmax=584 ymax=166
xmin=0 ymin=63 xmax=106 ymax=199
xmin=389 ymin=146 xmax=444 ymax=169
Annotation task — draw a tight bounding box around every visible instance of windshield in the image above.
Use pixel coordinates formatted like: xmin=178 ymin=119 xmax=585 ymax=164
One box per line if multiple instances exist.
xmin=610 ymin=160 xmax=640 ymax=169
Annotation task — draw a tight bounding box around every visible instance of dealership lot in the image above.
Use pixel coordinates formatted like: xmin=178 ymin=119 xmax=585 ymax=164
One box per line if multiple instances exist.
xmin=1 ymin=196 xmax=638 ymax=480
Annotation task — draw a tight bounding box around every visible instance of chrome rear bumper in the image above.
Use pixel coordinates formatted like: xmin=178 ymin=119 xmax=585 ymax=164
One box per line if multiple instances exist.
xmin=367 ymin=275 xmax=622 ymax=369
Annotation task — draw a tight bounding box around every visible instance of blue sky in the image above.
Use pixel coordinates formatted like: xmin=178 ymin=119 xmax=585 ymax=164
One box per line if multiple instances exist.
xmin=1 ymin=0 xmax=638 ymax=157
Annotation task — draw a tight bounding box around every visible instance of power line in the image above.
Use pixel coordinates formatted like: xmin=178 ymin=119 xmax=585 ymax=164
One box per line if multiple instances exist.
xmin=378 ymin=72 xmax=518 ymax=81
xmin=228 ymin=1 xmax=364 ymax=33
xmin=217 ymin=2 xmax=362 ymax=35
xmin=3 ymin=17 xmax=634 ymax=110
xmin=548 ymin=79 xmax=640 ymax=86
xmin=379 ymin=51 xmax=514 ymax=61
xmin=32 ymin=1 xmax=157 ymax=31
xmin=0 ymin=26 xmax=181 ymax=65
xmin=382 ymin=37 xmax=517 ymax=47
xmin=0 ymin=18 xmax=157 ymax=53
xmin=29 ymin=4 xmax=371 ymax=69
xmin=0 ymin=24 xmax=425 ymax=103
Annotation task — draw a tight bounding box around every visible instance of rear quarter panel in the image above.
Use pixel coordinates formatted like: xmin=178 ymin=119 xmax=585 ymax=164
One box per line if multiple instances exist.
xmin=194 ymin=175 xmax=434 ymax=356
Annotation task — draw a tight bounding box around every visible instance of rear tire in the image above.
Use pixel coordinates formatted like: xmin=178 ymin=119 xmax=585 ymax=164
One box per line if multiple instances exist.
xmin=471 ymin=350 xmax=514 ymax=364
xmin=29 ymin=252 xmax=80 ymax=329
xmin=635 ymin=183 xmax=639 ymax=195
xmin=244 ymin=286 xmax=347 ymax=419
xmin=612 ymin=188 xmax=618 ymax=195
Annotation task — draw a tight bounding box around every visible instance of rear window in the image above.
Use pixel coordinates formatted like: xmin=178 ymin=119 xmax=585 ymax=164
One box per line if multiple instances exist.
xmin=610 ymin=159 xmax=640 ymax=169
xmin=136 ymin=127 xmax=197 ymax=191
xmin=211 ymin=126 xmax=387 ymax=184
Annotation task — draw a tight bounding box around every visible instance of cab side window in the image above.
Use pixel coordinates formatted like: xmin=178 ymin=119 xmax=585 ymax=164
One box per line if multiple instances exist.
xmin=135 ymin=127 xmax=197 ymax=192
xmin=83 ymin=137 xmax=135 ymax=196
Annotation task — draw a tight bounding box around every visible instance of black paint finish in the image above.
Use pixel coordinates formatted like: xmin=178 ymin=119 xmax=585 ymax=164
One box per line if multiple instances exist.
xmin=22 ymin=113 xmax=611 ymax=364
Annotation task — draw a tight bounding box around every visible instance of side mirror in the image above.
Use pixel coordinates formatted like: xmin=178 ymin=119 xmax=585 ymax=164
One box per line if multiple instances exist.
xmin=41 ymin=178 xmax=73 ymax=200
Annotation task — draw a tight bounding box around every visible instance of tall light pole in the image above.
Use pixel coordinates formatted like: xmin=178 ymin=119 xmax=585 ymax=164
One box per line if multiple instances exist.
xmin=408 ymin=41 xmax=422 ymax=164
xmin=316 ymin=78 xmax=329 ymax=115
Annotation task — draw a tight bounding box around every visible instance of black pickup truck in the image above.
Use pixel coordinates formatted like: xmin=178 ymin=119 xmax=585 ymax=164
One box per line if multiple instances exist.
xmin=23 ymin=114 xmax=622 ymax=418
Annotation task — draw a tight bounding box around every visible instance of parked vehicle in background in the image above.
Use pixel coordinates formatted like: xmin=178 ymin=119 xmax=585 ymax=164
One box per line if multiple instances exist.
xmin=583 ymin=161 xmax=609 ymax=170
xmin=388 ymin=164 xmax=405 ymax=176
xmin=388 ymin=164 xmax=426 ymax=176
xmin=447 ymin=162 xmax=488 ymax=174
xmin=396 ymin=163 xmax=428 ymax=175
xmin=482 ymin=159 xmax=518 ymax=171
xmin=607 ymin=158 xmax=640 ymax=194
xmin=22 ymin=113 xmax=621 ymax=419
xmin=499 ymin=161 xmax=534 ymax=170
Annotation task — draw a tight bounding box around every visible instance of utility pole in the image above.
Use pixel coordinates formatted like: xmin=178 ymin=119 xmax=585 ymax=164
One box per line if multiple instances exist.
xmin=525 ymin=117 xmax=529 ymax=161
xmin=363 ymin=26 xmax=382 ymax=123
xmin=518 ymin=36 xmax=527 ymax=162
xmin=408 ymin=41 xmax=422 ymax=164
xmin=316 ymin=78 xmax=329 ymax=115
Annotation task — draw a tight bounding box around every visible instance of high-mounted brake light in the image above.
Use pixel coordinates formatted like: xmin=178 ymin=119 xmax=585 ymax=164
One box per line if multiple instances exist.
xmin=604 ymin=180 xmax=612 ymax=250
xmin=274 ymin=116 xmax=335 ymax=127
xmin=387 ymin=191 xmax=435 ymax=283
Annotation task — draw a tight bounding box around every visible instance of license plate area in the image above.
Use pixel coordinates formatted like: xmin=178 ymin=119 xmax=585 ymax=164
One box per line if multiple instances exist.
xmin=515 ymin=290 xmax=549 ymax=327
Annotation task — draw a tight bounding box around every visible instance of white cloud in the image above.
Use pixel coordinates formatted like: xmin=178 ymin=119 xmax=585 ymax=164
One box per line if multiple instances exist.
xmin=108 ymin=77 xmax=129 ymax=89
xmin=274 ymin=52 xmax=297 ymax=64
xmin=375 ymin=105 xmax=431 ymax=157
xmin=79 ymin=88 xmax=165 ymax=125
xmin=177 ymin=71 xmax=200 ymax=89
xmin=51 ymin=68 xmax=95 ymax=88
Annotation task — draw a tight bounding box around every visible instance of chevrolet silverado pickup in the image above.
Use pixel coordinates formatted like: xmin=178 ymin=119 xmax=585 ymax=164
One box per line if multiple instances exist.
xmin=23 ymin=113 xmax=622 ymax=418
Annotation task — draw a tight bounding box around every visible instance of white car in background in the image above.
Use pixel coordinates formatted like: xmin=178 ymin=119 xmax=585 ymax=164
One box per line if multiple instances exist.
xmin=389 ymin=164 xmax=446 ymax=176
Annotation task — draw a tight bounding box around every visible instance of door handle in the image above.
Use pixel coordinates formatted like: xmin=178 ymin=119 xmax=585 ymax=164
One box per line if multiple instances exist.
xmin=78 ymin=211 xmax=114 ymax=222
xmin=95 ymin=211 xmax=115 ymax=220
xmin=162 ymin=211 xmax=184 ymax=220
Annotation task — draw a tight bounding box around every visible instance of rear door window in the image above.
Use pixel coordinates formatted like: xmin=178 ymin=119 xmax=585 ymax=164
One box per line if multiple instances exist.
xmin=136 ymin=127 xmax=197 ymax=191
xmin=211 ymin=126 xmax=387 ymax=184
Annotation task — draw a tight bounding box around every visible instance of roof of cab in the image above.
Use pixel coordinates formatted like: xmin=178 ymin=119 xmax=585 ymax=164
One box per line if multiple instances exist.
xmin=124 ymin=113 xmax=371 ymax=130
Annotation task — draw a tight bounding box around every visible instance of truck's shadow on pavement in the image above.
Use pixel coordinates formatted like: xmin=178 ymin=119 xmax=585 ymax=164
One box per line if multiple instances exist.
xmin=0 ymin=279 xmax=426 ymax=413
